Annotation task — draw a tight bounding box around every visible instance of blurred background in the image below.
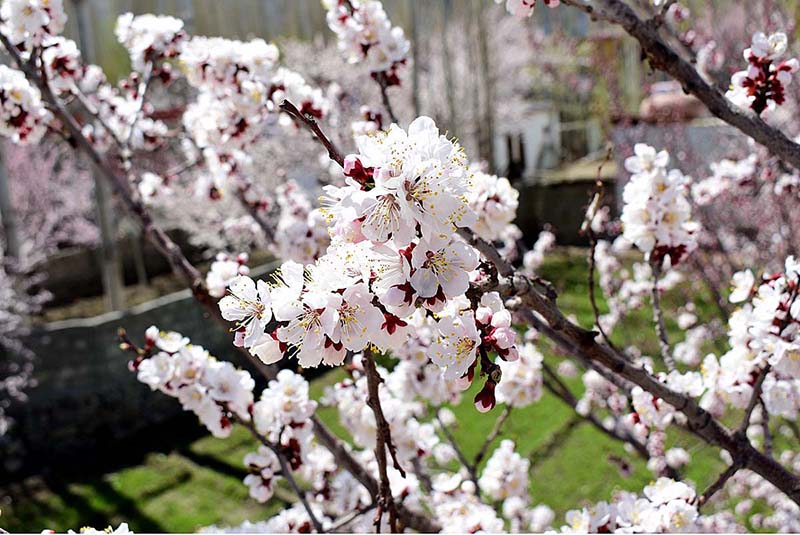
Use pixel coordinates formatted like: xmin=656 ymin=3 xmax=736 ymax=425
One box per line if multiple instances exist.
xmin=1 ymin=0 xmax=799 ymax=531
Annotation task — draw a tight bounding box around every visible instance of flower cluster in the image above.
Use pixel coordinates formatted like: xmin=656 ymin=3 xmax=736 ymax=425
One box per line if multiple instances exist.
xmin=0 ymin=65 xmax=51 ymax=144
xmin=726 ymin=32 xmax=799 ymax=114
xmin=701 ymin=257 xmax=800 ymax=419
xmin=269 ymin=180 xmax=330 ymax=264
xmin=206 ymin=252 xmax=250 ymax=298
xmin=621 ymin=144 xmax=697 ymax=266
xmin=115 ymin=12 xmax=185 ymax=73
xmin=523 ymin=229 xmax=556 ymax=275
xmin=323 ymin=0 xmax=410 ymax=85
xmin=495 ymin=0 xmax=559 ymax=19
xmin=466 ymin=165 xmax=520 ymax=242
xmin=216 ymin=117 xmax=524 ymax=408
xmin=41 ymin=37 xmax=85 ymax=94
xmin=252 ymin=369 xmax=317 ymax=461
xmin=558 ymin=478 xmax=741 ymax=532
xmin=134 ymin=326 xmax=254 ymax=438
xmin=0 ymin=0 xmax=66 ymax=49
xmin=178 ymin=35 xmax=328 ymax=196
xmin=243 ymin=446 xmax=280 ymax=503
xmin=691 ymin=155 xmax=756 ymax=206
xmin=495 ymin=340 xmax=544 ymax=407
xmin=478 ymin=439 xmax=530 ymax=501
xmin=351 ymin=105 xmax=384 ymax=137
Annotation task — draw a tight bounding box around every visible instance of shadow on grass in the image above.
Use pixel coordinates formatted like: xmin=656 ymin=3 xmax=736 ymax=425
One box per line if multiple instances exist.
xmin=41 ymin=477 xmax=167 ymax=532
xmin=177 ymin=448 xmax=248 ymax=482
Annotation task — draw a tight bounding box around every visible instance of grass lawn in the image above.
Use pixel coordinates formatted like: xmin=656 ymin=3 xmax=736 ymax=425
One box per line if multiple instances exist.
xmin=1 ymin=250 xmax=734 ymax=532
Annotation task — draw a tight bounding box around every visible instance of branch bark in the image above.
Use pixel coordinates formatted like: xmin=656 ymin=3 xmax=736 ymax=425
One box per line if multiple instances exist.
xmin=362 ymin=350 xmax=403 ymax=532
xmin=650 ymin=258 xmax=676 ymax=372
xmin=561 ymin=0 xmax=800 ymax=170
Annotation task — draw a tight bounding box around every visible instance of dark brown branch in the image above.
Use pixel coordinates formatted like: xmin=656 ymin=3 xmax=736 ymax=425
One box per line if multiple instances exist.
xmin=362 ymin=350 xmax=403 ymax=533
xmin=436 ymin=410 xmax=479 ymax=487
xmin=473 ymin=405 xmax=512 ymax=468
xmin=739 ymin=364 xmax=771 ymax=435
xmin=650 ymin=258 xmax=676 ymax=372
xmin=279 ymin=100 xmax=344 ymax=167
xmin=698 ymin=461 xmax=740 ymax=510
xmin=560 ymin=0 xmax=800 ymax=170
xmin=581 ymin=161 xmax=618 ymax=350
xmin=326 ymin=504 xmax=377 ymax=533
xmin=761 ymin=399 xmax=773 ymax=458
xmin=236 ymin=186 xmax=276 ymax=244
xmin=237 ymin=416 xmax=324 ymax=532
xmin=375 ymin=72 xmax=399 ymax=124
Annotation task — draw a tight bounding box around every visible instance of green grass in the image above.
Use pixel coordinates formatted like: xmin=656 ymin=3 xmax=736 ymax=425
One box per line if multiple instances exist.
xmin=0 ymin=250 xmax=734 ymax=532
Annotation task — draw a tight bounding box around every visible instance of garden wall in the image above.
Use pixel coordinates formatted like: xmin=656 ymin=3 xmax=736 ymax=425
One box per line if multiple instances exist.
xmin=5 ymin=263 xmax=279 ymax=477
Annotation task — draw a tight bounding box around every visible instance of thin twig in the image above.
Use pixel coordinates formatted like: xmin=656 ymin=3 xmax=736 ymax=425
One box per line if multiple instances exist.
xmin=473 ymin=405 xmax=512 ymax=468
xmin=528 ymin=415 xmax=582 ymax=468
xmin=435 ymin=410 xmax=478 ymax=487
xmin=279 ymin=100 xmax=344 ymax=167
xmin=237 ymin=416 xmax=324 ymax=532
xmin=375 ymin=72 xmax=398 ymax=124
xmin=362 ymin=350 xmax=403 ymax=533
xmin=326 ymin=504 xmax=377 ymax=533
xmin=739 ymin=364 xmax=771 ymax=435
xmin=581 ymin=148 xmax=618 ymax=350
xmin=650 ymin=258 xmax=676 ymax=372
xmin=698 ymin=461 xmax=740 ymax=509
xmin=761 ymin=399 xmax=773 ymax=457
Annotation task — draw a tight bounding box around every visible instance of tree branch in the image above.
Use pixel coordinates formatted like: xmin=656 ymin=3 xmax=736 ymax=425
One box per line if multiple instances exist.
xmin=237 ymin=416 xmax=324 ymax=533
xmin=362 ymin=350 xmax=404 ymax=532
xmin=435 ymin=410 xmax=479 ymax=488
xmin=473 ymin=405 xmax=512 ymax=469
xmin=279 ymin=100 xmax=344 ymax=167
xmin=650 ymin=258 xmax=676 ymax=372
xmin=698 ymin=461 xmax=740 ymax=510
xmin=562 ymin=0 xmax=800 ymax=170
xmin=375 ymin=72 xmax=399 ymax=124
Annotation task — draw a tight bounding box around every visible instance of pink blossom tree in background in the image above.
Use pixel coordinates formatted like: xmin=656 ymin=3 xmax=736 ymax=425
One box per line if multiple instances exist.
xmin=4 ymin=0 xmax=800 ymax=533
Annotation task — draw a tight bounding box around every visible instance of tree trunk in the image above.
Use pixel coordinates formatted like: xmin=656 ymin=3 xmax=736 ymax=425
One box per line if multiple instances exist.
xmin=410 ymin=0 xmax=421 ymax=116
xmin=441 ymin=0 xmax=458 ymax=136
xmin=74 ymin=0 xmax=126 ymax=311
xmin=0 ymin=144 xmax=21 ymax=261
xmin=476 ymin=0 xmax=496 ymax=171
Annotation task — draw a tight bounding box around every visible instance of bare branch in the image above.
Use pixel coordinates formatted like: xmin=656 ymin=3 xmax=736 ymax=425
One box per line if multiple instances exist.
xmin=279 ymin=99 xmax=345 ymax=167
xmin=560 ymin=0 xmax=800 ymax=170
xmin=698 ymin=461 xmax=740 ymax=510
xmin=326 ymin=504 xmax=377 ymax=533
xmin=473 ymin=405 xmax=512 ymax=468
xmin=650 ymin=258 xmax=676 ymax=372
xmin=362 ymin=350 xmax=404 ymax=532
xmin=435 ymin=410 xmax=479 ymax=487
xmin=237 ymin=416 xmax=324 ymax=532
xmin=375 ymin=71 xmax=399 ymax=124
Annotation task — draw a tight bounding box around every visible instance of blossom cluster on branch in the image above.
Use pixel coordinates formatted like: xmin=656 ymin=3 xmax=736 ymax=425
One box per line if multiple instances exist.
xmin=726 ymin=32 xmax=799 ymax=115
xmin=322 ymin=0 xmax=410 ymax=86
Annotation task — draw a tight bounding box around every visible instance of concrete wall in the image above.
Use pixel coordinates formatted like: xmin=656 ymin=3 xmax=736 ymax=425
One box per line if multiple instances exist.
xmin=516 ymin=179 xmax=617 ymax=245
xmin=5 ymin=262 xmax=279 ymax=477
